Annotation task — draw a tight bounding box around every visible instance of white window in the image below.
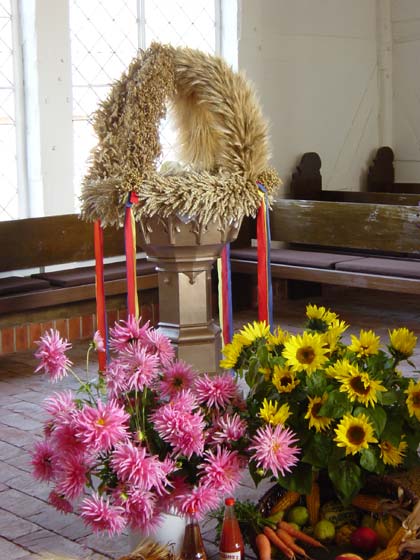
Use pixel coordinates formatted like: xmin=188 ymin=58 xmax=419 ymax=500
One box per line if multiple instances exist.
xmin=70 ymin=0 xmax=221 ymax=204
xmin=0 ymin=0 xmax=18 ymax=220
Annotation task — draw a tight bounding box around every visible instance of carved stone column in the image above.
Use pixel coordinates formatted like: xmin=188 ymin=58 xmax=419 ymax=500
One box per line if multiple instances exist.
xmin=138 ymin=215 xmax=241 ymax=373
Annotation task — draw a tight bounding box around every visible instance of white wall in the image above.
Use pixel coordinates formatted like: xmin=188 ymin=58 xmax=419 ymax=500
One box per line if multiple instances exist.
xmin=238 ymin=0 xmax=381 ymax=190
xmin=392 ymin=0 xmax=420 ymax=182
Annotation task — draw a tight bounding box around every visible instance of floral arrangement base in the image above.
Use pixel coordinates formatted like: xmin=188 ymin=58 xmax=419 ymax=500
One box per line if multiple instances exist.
xmin=129 ymin=513 xmax=185 ymax=554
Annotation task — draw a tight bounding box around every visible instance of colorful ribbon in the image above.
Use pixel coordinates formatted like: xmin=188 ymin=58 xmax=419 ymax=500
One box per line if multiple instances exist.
xmin=256 ymin=184 xmax=273 ymax=327
xmin=217 ymin=243 xmax=233 ymax=346
xmin=94 ymin=220 xmax=108 ymax=371
xmin=124 ymin=192 xmax=139 ymax=319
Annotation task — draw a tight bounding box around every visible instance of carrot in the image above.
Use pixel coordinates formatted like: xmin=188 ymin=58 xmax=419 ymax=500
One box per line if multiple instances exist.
xmin=255 ymin=533 xmax=272 ymax=560
xmin=264 ymin=526 xmax=295 ymax=559
xmin=278 ymin=521 xmax=327 ymax=550
xmin=276 ymin=528 xmax=310 ymax=558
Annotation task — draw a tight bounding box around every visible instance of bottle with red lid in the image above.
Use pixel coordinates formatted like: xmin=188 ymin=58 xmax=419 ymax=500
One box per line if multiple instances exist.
xmin=219 ymin=497 xmax=245 ymax=560
xmin=180 ymin=508 xmax=207 ymax=560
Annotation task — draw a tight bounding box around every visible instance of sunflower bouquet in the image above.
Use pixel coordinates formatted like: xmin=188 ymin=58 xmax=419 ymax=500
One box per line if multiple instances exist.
xmin=220 ymin=305 xmax=420 ymax=504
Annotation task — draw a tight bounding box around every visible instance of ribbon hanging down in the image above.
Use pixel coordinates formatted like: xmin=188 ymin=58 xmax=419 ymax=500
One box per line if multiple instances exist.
xmin=256 ymin=183 xmax=273 ymax=327
xmin=217 ymin=243 xmax=234 ymax=346
xmin=94 ymin=220 xmax=108 ymax=371
xmin=124 ymin=192 xmax=140 ymax=319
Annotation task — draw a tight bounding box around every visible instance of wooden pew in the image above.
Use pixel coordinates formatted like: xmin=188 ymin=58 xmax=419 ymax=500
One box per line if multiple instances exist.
xmin=231 ymin=199 xmax=420 ymax=297
xmin=0 ymin=214 xmax=158 ymax=330
xmin=367 ymin=146 xmax=420 ymax=194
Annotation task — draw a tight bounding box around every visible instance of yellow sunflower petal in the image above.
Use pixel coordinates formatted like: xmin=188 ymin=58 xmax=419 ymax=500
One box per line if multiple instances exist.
xmin=283 ymin=331 xmax=328 ymax=374
xmin=334 ymin=413 xmax=378 ymax=455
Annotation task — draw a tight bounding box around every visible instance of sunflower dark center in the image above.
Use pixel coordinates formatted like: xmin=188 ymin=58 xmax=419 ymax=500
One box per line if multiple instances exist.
xmin=350 ymin=376 xmax=369 ymax=395
xmin=347 ymin=426 xmax=366 ymax=445
xmin=412 ymin=391 xmax=420 ymax=407
xmin=312 ymin=402 xmax=322 ymax=418
xmin=297 ymin=346 xmax=315 ymax=364
xmin=280 ymin=376 xmax=292 ymax=386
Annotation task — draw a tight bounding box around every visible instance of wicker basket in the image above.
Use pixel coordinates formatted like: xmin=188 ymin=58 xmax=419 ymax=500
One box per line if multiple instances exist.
xmin=255 ymin=471 xmax=419 ymax=560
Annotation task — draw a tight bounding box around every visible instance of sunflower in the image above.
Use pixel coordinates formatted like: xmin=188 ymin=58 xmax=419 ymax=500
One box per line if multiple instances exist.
xmin=305 ymin=304 xmax=338 ymax=332
xmin=405 ymin=379 xmax=420 ymax=421
xmin=219 ymin=335 xmax=244 ymax=369
xmin=379 ymin=439 xmax=408 ymax=467
xmin=326 ymin=358 xmax=354 ymax=380
xmin=267 ymin=327 xmax=289 ymax=351
xmin=304 ymin=394 xmax=332 ymax=432
xmin=348 ymin=330 xmax=380 ymax=358
xmin=259 ymin=399 xmax=291 ymax=426
xmin=271 ymin=365 xmax=300 ymax=393
xmin=334 ymin=413 xmax=378 ymax=455
xmin=389 ymin=328 xmax=417 ymax=359
xmin=283 ymin=331 xmax=328 ymax=374
xmin=238 ymin=321 xmax=270 ymax=346
xmin=339 ymin=367 xmax=387 ymax=408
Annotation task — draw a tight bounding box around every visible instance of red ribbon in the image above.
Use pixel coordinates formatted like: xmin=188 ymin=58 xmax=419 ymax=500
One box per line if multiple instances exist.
xmin=94 ymin=220 xmax=107 ymax=371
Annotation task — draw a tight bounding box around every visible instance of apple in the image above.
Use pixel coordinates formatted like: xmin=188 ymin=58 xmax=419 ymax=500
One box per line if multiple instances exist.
xmin=335 ymin=555 xmax=364 ymax=560
xmin=350 ymin=526 xmax=379 ymax=553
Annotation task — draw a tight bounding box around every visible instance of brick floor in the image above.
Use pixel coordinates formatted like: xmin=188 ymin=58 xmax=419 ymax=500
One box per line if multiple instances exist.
xmin=1 ymin=286 xmax=420 ymax=558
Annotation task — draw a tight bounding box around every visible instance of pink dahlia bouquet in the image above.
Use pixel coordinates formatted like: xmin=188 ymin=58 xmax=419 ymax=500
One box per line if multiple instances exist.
xmin=31 ymin=317 xmax=300 ymax=537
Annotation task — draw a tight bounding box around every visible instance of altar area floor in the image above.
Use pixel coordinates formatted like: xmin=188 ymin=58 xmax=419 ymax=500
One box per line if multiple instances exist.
xmin=1 ymin=285 xmax=420 ymax=559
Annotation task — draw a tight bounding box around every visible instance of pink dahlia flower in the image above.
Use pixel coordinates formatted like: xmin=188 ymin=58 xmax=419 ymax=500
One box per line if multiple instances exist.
xmin=31 ymin=440 xmax=56 ymax=482
xmin=194 ymin=373 xmax=238 ymax=410
xmin=48 ymin=490 xmax=73 ymax=513
xmin=93 ymin=330 xmax=106 ymax=352
xmin=80 ymin=493 xmax=126 ymax=536
xmin=145 ymin=328 xmax=175 ymax=367
xmin=199 ymin=446 xmax=243 ymax=494
xmin=75 ymin=400 xmax=129 ymax=452
xmin=158 ymin=361 xmax=197 ymax=398
xmin=212 ymin=413 xmax=247 ymax=444
xmin=105 ymin=359 xmax=129 ymax=397
xmin=177 ymin=484 xmax=221 ymax=519
xmin=111 ymin=442 xmax=171 ymax=494
xmin=121 ymin=341 xmax=160 ymax=391
xmin=109 ymin=315 xmax=150 ymax=352
xmin=249 ymin=424 xmax=300 ymax=478
xmin=35 ymin=329 xmax=72 ymax=382
xmin=150 ymin=399 xmax=205 ymax=458
xmin=51 ymin=418 xmax=86 ymax=455
xmin=118 ymin=488 xmax=156 ymax=531
xmin=43 ymin=390 xmax=76 ymax=419
xmin=55 ymin=452 xmax=91 ymax=500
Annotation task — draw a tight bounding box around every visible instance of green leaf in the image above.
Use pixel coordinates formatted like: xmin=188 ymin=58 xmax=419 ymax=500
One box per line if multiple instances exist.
xmin=302 ymin=433 xmax=334 ymax=469
xmin=381 ymin=390 xmax=399 ymax=406
xmin=257 ymin=344 xmax=269 ymax=367
xmin=328 ymin=461 xmax=363 ymax=505
xmin=318 ymin=390 xmax=352 ymax=418
xmin=277 ymin=462 xmax=313 ymax=494
xmin=305 ymin=371 xmax=328 ymax=396
xmin=359 ymin=448 xmax=378 ymax=472
xmin=248 ymin=461 xmax=265 ymax=487
xmin=381 ymin=414 xmax=403 ymax=446
xmin=354 ymin=406 xmax=387 ymax=437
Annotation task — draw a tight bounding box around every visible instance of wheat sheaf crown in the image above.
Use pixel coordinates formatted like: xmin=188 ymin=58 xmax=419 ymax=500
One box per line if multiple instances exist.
xmin=81 ymin=42 xmax=281 ymax=228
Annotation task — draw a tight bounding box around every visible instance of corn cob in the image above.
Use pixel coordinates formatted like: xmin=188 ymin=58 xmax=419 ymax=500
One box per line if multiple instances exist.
xmin=306 ymin=481 xmax=320 ymax=526
xmin=368 ymin=545 xmax=400 ymax=560
xmin=352 ymin=494 xmax=384 ymax=513
xmin=387 ymin=525 xmax=407 ymax=547
xmin=270 ymin=490 xmax=300 ymax=515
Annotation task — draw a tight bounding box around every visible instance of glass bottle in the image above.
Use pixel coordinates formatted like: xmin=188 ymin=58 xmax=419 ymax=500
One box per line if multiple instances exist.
xmin=180 ymin=508 xmax=207 ymax=560
xmin=219 ymin=497 xmax=245 ymax=560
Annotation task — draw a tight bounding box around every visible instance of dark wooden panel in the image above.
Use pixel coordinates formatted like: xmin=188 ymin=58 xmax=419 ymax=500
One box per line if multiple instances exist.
xmin=320 ymin=190 xmax=420 ymax=206
xmin=231 ymin=259 xmax=420 ymax=295
xmin=0 ymin=273 xmax=158 ymax=315
xmin=270 ymin=199 xmax=420 ymax=254
xmin=393 ymin=183 xmax=420 ymax=194
xmin=0 ymin=214 xmax=126 ymax=272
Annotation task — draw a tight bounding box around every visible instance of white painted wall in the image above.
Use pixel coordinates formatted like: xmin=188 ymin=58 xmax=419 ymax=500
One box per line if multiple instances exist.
xmin=392 ymin=0 xmax=420 ymax=182
xmin=238 ymin=0 xmax=382 ymax=190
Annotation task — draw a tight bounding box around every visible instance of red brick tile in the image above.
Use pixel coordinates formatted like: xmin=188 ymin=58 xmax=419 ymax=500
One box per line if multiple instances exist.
xmin=140 ymin=304 xmax=152 ymax=324
xmin=1 ymin=327 xmax=15 ymax=355
xmin=54 ymin=319 xmax=68 ymax=338
xmin=40 ymin=321 xmax=54 ymax=334
xmin=81 ymin=314 xmax=93 ymax=338
xmin=107 ymin=309 xmax=118 ymax=329
xmin=15 ymin=326 xmax=29 ymax=352
xmin=68 ymin=317 xmax=81 ymax=341
xmin=28 ymin=323 xmax=42 ymax=349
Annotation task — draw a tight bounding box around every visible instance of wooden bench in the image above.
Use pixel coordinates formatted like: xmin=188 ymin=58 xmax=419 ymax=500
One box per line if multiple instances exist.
xmin=289 ymin=150 xmax=420 ymax=205
xmin=0 ymin=214 xmax=158 ymax=332
xmin=231 ymin=198 xmax=420 ymax=297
